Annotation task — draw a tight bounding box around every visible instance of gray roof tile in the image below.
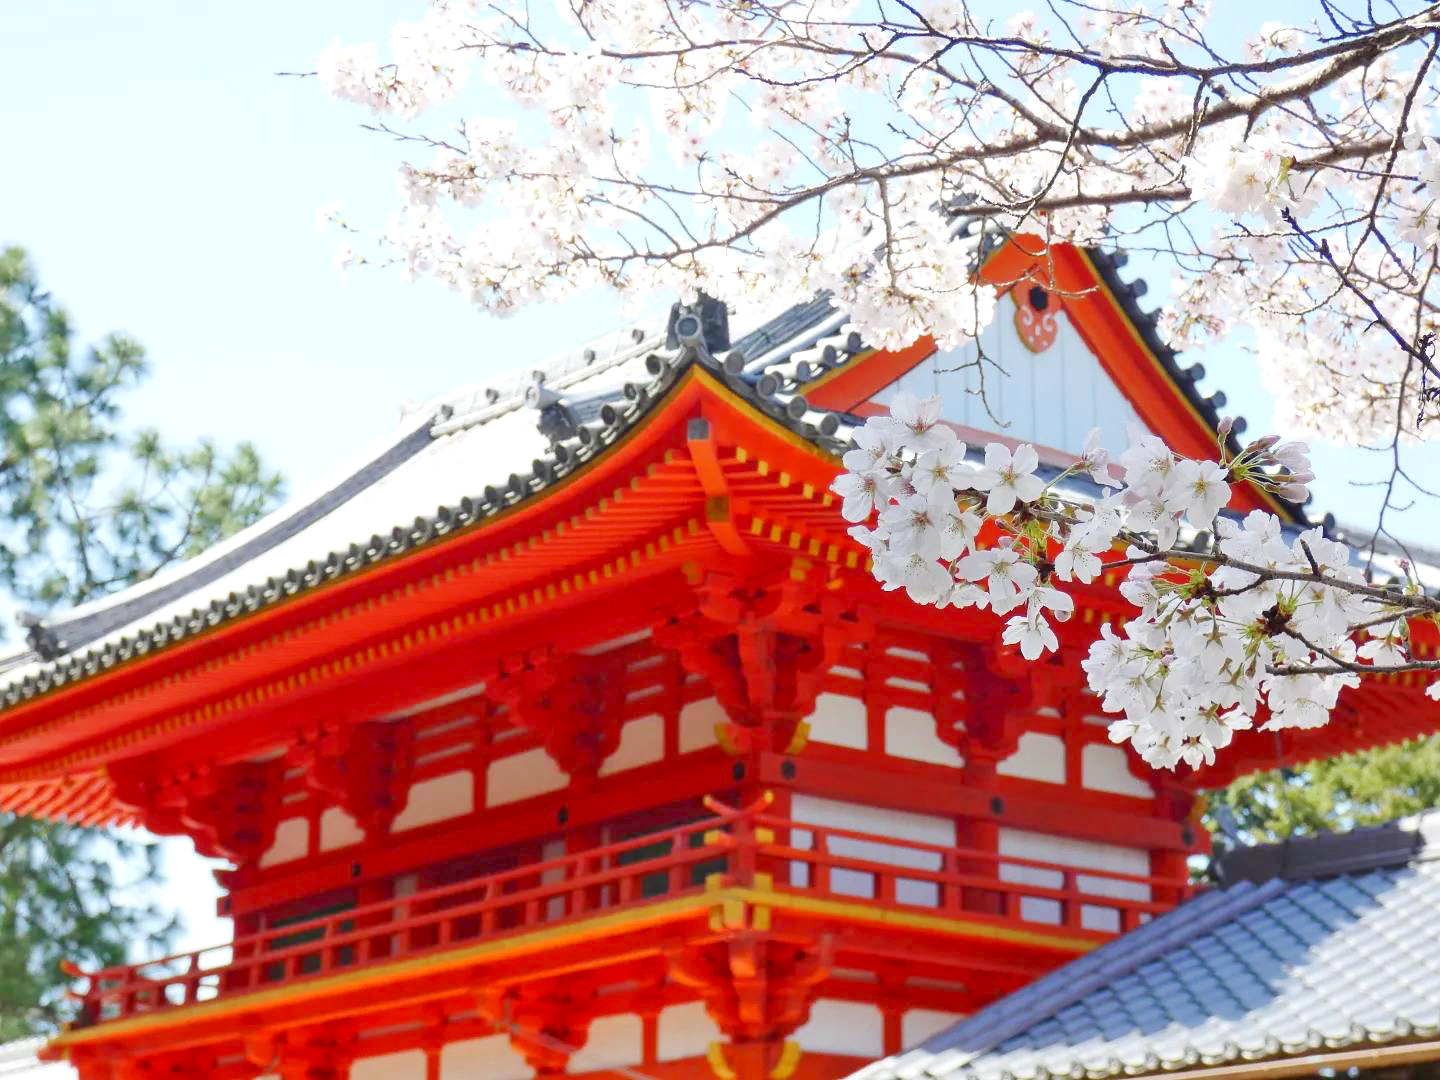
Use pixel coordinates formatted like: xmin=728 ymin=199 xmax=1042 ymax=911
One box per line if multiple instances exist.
xmin=854 ymin=813 xmax=1440 ymax=1080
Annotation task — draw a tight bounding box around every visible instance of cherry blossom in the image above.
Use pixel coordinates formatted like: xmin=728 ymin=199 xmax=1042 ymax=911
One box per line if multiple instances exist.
xmin=316 ymin=4 xmax=1440 ymax=456
xmin=970 ymin=444 xmax=1044 ymax=516
xmin=1162 ymin=459 xmax=1231 ymax=525
xmin=834 ymin=395 xmax=1440 ymax=771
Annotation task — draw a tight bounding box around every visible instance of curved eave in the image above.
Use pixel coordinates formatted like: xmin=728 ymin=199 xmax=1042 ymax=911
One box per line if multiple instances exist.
xmin=0 ymin=361 xmax=852 ymax=795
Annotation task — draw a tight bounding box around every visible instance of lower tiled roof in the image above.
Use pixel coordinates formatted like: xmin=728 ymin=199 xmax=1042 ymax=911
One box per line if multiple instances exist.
xmin=855 ymin=814 xmax=1440 ymax=1080
xmin=0 ymin=1038 xmax=73 ymax=1078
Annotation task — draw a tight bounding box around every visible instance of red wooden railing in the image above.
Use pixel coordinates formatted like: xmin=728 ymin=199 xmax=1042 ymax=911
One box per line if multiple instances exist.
xmin=755 ymin=812 xmax=1178 ymax=933
xmin=68 ymin=800 xmax=1187 ymax=1026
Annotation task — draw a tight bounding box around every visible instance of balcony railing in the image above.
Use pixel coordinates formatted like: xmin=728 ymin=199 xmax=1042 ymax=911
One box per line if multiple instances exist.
xmin=68 ymin=798 xmax=1187 ymax=1026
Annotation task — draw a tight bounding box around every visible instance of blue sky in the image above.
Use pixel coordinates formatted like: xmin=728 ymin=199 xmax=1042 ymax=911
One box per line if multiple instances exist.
xmin=3 ymin=2 xmax=1438 ymax=955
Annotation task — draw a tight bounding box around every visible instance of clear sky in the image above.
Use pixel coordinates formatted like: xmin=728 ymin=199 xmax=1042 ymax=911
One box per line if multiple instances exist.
xmin=2 ymin=2 xmax=1438 ymax=957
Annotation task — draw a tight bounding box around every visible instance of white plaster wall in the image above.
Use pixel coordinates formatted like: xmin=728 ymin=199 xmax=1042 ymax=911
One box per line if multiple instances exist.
xmin=443 ymin=1034 xmax=533 ymax=1080
xmin=1082 ymin=743 xmax=1154 ymax=797
xmin=679 ymin=697 xmax=726 ymax=753
xmin=394 ymin=769 xmax=476 ymax=829
xmin=793 ymin=1000 xmax=885 ymax=1058
xmin=657 ymin=1000 xmax=723 ymax=1062
xmin=996 ymin=733 xmax=1066 ymax=784
xmin=790 ymin=794 xmax=952 ymax=907
xmin=599 ymin=713 xmax=665 ymax=776
xmin=806 ymin=692 xmax=868 ymax=750
xmin=351 ymin=1050 xmax=425 ymax=1080
xmin=258 ymin=816 xmax=308 ymax=869
xmin=873 ymin=290 xmax=1149 ymax=457
xmin=568 ymin=1014 xmax=644 ymax=1073
xmin=318 ymin=807 xmax=365 ymax=852
xmin=997 ymin=827 xmax=1150 ymax=932
xmin=486 ymin=750 xmax=567 ymax=807
xmin=884 ymin=706 xmax=963 ymax=767
xmin=903 ymin=1010 xmax=966 ymax=1048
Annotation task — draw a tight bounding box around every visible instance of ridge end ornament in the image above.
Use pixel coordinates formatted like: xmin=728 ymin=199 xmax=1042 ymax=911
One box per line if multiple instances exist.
xmin=1015 ymin=285 xmax=1059 ymax=353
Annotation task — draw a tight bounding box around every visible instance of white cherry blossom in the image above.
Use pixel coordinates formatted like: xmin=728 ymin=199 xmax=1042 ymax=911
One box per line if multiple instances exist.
xmin=912 ymin=441 xmax=972 ymax=501
xmin=832 ymin=396 xmax=1440 ymax=772
xmin=970 ymin=444 xmax=1044 ymax=516
xmin=1161 ymin=458 xmax=1231 ymax=525
xmin=321 ymin=5 xmax=1440 ymax=450
xmin=888 ymin=392 xmax=954 ymax=453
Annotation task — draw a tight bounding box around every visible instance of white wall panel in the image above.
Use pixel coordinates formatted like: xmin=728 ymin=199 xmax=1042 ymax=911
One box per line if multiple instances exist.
xmin=599 ymin=713 xmax=665 ymax=776
xmin=903 ymin=1009 xmax=966 ymax=1048
xmin=395 ymin=769 xmax=476 ymax=827
xmin=486 ymin=751 xmax=566 ymax=808
xmin=884 ymin=706 xmax=963 ymax=767
xmin=318 ymin=807 xmax=365 ymax=852
xmin=679 ymin=697 xmax=726 ymax=753
xmin=568 ymin=1014 xmax=644 ymax=1073
xmin=869 ymin=291 xmax=1150 ymax=456
xmin=258 ymin=816 xmax=308 ymax=868
xmin=657 ymin=1001 xmax=722 ymax=1062
xmin=352 ymin=1051 xmax=425 ymax=1080
xmin=793 ymin=1000 xmax=885 ymax=1058
xmin=442 ymin=1035 xmax=532 ymax=1080
xmin=806 ymin=692 xmax=868 ymax=750
xmin=996 ymin=733 xmax=1066 ymax=784
xmin=1082 ymin=743 xmax=1154 ymax=797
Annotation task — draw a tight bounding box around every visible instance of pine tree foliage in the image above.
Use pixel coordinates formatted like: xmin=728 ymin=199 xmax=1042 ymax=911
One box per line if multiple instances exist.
xmin=0 ymin=246 xmax=280 ymax=608
xmin=0 ymin=246 xmax=283 ymax=1036
xmin=1210 ymin=736 xmax=1440 ymax=847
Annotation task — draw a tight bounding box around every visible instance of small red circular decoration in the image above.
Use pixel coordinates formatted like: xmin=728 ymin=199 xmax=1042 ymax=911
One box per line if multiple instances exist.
xmin=1014 ymin=285 xmax=1059 ymax=353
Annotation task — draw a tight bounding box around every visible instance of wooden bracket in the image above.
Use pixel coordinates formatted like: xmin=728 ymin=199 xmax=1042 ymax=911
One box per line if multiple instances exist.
xmin=656 ymin=565 xmax=874 ymax=754
xmin=487 ymin=648 xmax=627 ymax=779
xmin=290 ymin=718 xmax=416 ymax=840
xmin=689 ymin=416 xmax=753 ymax=557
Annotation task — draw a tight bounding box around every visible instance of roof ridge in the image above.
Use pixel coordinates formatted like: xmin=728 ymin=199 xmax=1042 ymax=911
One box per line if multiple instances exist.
xmin=428 ymin=321 xmax=667 ymax=439
xmin=21 ymin=411 xmax=440 ymax=660
xmin=863 ymin=879 xmax=1290 ymax=1079
xmin=1214 ymin=809 xmax=1440 ymax=885
xmin=424 ymin=291 xmax=817 ymax=440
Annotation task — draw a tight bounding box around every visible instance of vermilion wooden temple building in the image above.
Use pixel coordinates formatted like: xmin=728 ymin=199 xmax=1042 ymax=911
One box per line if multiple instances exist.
xmin=1 ymin=238 xmax=1435 ymax=1080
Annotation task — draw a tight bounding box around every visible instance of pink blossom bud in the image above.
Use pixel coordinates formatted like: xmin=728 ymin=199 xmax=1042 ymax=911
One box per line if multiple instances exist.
xmin=1217 ymin=416 xmax=1235 ymax=438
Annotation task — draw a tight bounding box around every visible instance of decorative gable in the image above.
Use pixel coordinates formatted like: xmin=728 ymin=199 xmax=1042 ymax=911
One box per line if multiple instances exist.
xmin=861 ymin=284 xmax=1148 ymax=459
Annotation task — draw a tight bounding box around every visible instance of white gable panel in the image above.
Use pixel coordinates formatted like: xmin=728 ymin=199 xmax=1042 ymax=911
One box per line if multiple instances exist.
xmin=867 ymin=291 xmax=1150 ymax=457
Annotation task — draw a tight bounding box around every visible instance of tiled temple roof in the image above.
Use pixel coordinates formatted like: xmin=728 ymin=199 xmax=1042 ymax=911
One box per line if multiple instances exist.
xmin=0 ymin=235 xmax=1344 ymax=706
xmin=853 ymin=813 xmax=1440 ymax=1080
xmin=0 ymin=283 xmax=870 ymax=705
